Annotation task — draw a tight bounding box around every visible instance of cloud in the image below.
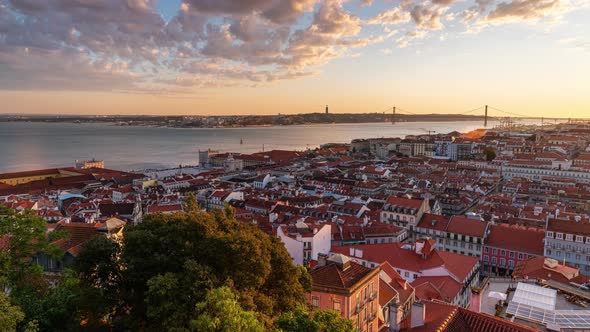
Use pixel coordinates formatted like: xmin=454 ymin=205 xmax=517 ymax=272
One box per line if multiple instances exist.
xmin=368 ymin=6 xmax=411 ymax=25
xmin=0 ymin=0 xmax=586 ymax=93
xmin=410 ymin=3 xmax=447 ymax=30
xmin=0 ymin=46 xmax=139 ymax=90
xmin=396 ymin=29 xmax=428 ymax=48
xmin=432 ymin=0 xmax=462 ymax=5
xmin=486 ymin=0 xmax=561 ymax=21
xmin=182 ymin=0 xmax=315 ymax=24
xmin=0 ymin=0 xmax=376 ymax=91
xmin=284 ymin=0 xmax=367 ymax=68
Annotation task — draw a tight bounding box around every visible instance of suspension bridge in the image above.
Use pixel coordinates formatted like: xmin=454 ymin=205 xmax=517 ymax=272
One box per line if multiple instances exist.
xmin=377 ymin=105 xmax=585 ymax=128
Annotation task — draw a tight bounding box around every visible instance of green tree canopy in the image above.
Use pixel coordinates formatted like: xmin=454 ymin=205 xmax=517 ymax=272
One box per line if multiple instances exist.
xmin=0 ymin=205 xmax=353 ymax=331
xmin=276 ymin=305 xmax=355 ymax=332
xmin=183 ymin=192 xmax=201 ymax=214
xmin=190 ymin=286 xmax=265 ymax=332
xmin=0 ymin=291 xmax=24 ymax=332
xmin=74 ymin=207 xmax=312 ymax=330
xmin=484 ymin=147 xmax=497 ymax=161
xmin=0 ymin=206 xmax=61 ymax=289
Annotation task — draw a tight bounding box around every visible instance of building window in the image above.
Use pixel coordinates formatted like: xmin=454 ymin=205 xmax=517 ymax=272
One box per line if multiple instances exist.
xmin=413 ymin=273 xmax=418 ymax=279
xmin=492 ymin=257 xmax=497 ymax=265
xmin=566 ymin=234 xmax=574 ymax=241
xmin=509 ymin=251 xmax=515 ymax=258
xmin=576 ymin=236 xmax=584 ymax=243
xmin=333 ymin=300 xmax=341 ymax=311
xmin=484 ymin=247 xmax=489 ymax=253
xmin=556 ymin=233 xmax=563 ymax=240
xmin=501 ymin=250 xmax=506 ymax=256
xmin=500 ymin=258 xmax=506 ymax=267
xmin=483 ymin=255 xmax=489 ymax=262
xmin=492 ymin=248 xmax=497 ymax=255
xmin=404 ymin=271 xmax=409 ymax=278
xmin=311 ymin=296 xmax=320 ymax=307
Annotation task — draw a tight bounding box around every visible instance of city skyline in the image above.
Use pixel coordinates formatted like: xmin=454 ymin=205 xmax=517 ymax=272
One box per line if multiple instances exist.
xmin=1 ymin=0 xmax=589 ymax=116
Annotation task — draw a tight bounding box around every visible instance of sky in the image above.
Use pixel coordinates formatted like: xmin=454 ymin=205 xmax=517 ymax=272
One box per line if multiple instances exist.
xmin=0 ymin=0 xmax=589 ymax=117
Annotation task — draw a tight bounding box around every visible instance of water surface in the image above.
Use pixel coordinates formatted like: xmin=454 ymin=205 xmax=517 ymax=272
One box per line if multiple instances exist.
xmin=0 ymin=120 xmax=541 ymax=172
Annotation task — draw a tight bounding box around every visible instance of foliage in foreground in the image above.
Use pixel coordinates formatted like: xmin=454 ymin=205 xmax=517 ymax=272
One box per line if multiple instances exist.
xmin=1 ymin=205 xmax=353 ymax=331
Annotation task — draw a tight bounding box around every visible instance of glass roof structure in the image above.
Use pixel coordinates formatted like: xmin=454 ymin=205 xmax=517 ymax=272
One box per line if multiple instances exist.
xmin=507 ymin=282 xmax=590 ymax=329
xmin=511 ymin=282 xmax=557 ymax=311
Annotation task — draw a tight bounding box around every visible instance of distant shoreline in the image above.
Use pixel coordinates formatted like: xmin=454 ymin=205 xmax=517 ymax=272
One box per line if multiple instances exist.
xmin=0 ymin=112 xmax=553 ymax=129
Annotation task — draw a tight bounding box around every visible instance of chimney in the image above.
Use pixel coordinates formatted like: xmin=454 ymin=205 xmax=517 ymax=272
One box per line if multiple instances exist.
xmin=411 ymin=302 xmax=426 ymax=328
xmin=318 ymin=253 xmax=328 ymax=267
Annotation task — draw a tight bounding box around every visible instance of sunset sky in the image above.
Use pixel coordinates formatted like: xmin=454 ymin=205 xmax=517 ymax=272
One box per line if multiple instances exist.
xmin=0 ymin=0 xmax=589 ymax=117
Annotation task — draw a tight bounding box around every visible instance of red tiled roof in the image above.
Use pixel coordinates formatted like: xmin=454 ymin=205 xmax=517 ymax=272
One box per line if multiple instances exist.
xmin=385 ymin=196 xmax=423 ymax=209
xmin=412 ymin=276 xmax=461 ymax=303
xmin=412 ymin=300 xmax=537 ymax=332
xmin=0 ymin=168 xmax=62 ymax=180
xmin=547 ymin=218 xmax=590 ymax=237
xmin=417 ymin=213 xmax=450 ymax=232
xmin=446 ymin=216 xmax=487 ymax=238
xmin=364 ymin=223 xmax=403 ymax=235
xmin=331 ymin=243 xmax=479 ymax=282
xmin=310 ymin=261 xmax=376 ymax=290
xmin=485 ymin=224 xmax=544 ymax=255
xmin=411 ymin=301 xmax=456 ymax=332
xmin=512 ymin=256 xmax=588 ymax=284
xmin=379 ymin=279 xmax=397 ymax=306
xmin=51 ymin=223 xmax=99 ymax=256
xmin=380 ymin=261 xmax=414 ymax=304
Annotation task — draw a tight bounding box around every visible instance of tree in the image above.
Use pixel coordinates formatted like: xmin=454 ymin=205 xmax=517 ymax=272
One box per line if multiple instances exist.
xmin=484 ymin=147 xmax=497 ymax=161
xmin=72 ymin=207 xmax=312 ymax=330
xmin=11 ymin=269 xmax=80 ymax=331
xmin=74 ymin=234 xmax=123 ymax=328
xmin=0 ymin=292 xmax=24 ymax=331
xmin=145 ymin=260 xmax=216 ymax=330
xmin=0 ymin=206 xmax=77 ymax=330
xmin=183 ymin=192 xmax=201 ymax=214
xmin=277 ymin=305 xmax=355 ymax=332
xmin=190 ymin=287 xmax=264 ymax=332
xmin=0 ymin=206 xmax=61 ymax=290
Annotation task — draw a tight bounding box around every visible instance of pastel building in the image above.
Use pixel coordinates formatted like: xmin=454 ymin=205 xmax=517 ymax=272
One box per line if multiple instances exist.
xmin=482 ymin=224 xmax=545 ymax=276
xmin=308 ymin=254 xmax=381 ymax=332
xmin=277 ymin=222 xmax=331 ymax=265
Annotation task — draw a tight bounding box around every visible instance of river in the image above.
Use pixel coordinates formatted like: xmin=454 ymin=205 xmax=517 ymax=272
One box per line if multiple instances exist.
xmin=0 ymin=120 xmax=544 ymax=172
